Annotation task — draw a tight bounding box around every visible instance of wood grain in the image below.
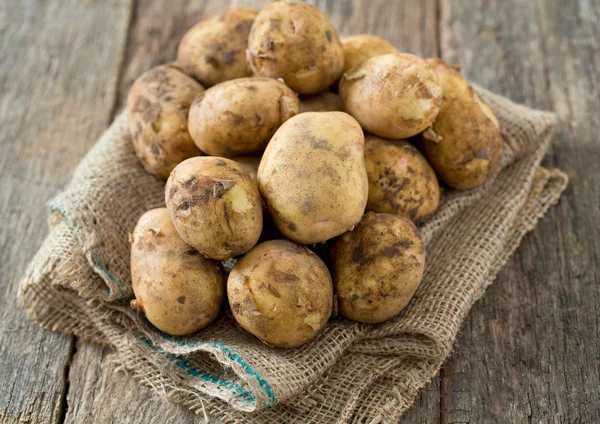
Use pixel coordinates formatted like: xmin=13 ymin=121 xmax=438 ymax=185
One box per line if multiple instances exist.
xmin=0 ymin=1 xmax=133 ymax=423
xmin=439 ymin=0 xmax=600 ymax=422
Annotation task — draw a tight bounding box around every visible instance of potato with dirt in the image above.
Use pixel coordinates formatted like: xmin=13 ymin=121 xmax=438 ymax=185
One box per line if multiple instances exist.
xmin=247 ymin=1 xmax=344 ymax=95
xmin=416 ymin=59 xmax=504 ymax=190
xmin=257 ymin=112 xmax=368 ymax=244
xmin=341 ymin=34 xmax=397 ymax=73
xmin=177 ymin=7 xmax=258 ymax=87
xmin=330 ymin=212 xmax=426 ymax=323
xmin=299 ymin=92 xmax=343 ymax=113
xmin=364 ymin=136 xmax=440 ymax=222
xmin=188 ymin=77 xmax=299 ymax=157
xmin=127 ymin=64 xmax=204 ymax=178
xmin=227 ymin=239 xmax=333 ymax=347
xmin=130 ymin=208 xmax=225 ymax=336
xmin=165 ymin=157 xmax=263 ymax=260
xmin=339 ymin=53 xmax=442 ymax=139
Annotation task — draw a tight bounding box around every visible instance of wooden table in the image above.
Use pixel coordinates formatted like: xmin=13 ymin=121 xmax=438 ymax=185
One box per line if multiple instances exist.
xmin=1 ymin=1 xmax=598 ymax=422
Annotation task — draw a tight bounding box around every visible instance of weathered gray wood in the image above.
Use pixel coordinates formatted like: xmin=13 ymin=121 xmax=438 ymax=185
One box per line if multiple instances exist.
xmin=63 ymin=1 xmax=441 ymax=423
xmin=439 ymin=0 xmax=600 ymax=422
xmin=0 ymin=0 xmax=133 ymax=422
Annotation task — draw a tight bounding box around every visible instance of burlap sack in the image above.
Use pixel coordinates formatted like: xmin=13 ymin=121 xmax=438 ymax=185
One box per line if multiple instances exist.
xmin=20 ymin=86 xmax=568 ymax=423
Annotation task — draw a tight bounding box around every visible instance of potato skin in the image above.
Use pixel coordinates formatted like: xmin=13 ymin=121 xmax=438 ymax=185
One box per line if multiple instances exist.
xmin=257 ymin=112 xmax=368 ymax=244
xmin=165 ymin=157 xmax=263 ymax=260
xmin=339 ymin=53 xmax=442 ymax=139
xmin=341 ymin=34 xmax=397 ymax=73
xmin=365 ymin=136 xmax=440 ymax=222
xmin=299 ymin=92 xmax=343 ymax=113
xmin=228 ymin=240 xmax=333 ymax=347
xmin=130 ymin=208 xmax=225 ymax=336
xmin=247 ymin=2 xmax=344 ymax=95
xmin=176 ymin=7 xmax=258 ymax=87
xmin=330 ymin=212 xmax=425 ymax=323
xmin=417 ymin=59 xmax=504 ymax=190
xmin=127 ymin=64 xmax=204 ymax=178
xmin=188 ymin=77 xmax=299 ymax=157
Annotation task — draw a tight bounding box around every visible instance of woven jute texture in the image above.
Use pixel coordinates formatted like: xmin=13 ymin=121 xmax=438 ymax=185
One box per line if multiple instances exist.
xmin=20 ymin=86 xmax=568 ymax=423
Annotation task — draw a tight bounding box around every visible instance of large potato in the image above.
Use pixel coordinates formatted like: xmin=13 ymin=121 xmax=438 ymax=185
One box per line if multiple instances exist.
xmin=176 ymin=7 xmax=258 ymax=87
xmin=257 ymin=112 xmax=368 ymax=244
xmin=127 ymin=64 xmax=204 ymax=178
xmin=247 ymin=2 xmax=344 ymax=94
xmin=417 ymin=59 xmax=504 ymax=190
xmin=130 ymin=208 xmax=225 ymax=336
xmin=364 ymin=136 xmax=440 ymax=222
xmin=228 ymin=240 xmax=333 ymax=347
xmin=165 ymin=157 xmax=263 ymax=260
xmin=339 ymin=53 xmax=442 ymax=139
xmin=188 ymin=77 xmax=299 ymax=157
xmin=330 ymin=212 xmax=425 ymax=323
xmin=341 ymin=34 xmax=397 ymax=73
xmin=299 ymin=92 xmax=343 ymax=113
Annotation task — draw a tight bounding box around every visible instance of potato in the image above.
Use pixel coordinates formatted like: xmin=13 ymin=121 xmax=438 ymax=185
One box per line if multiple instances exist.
xmin=364 ymin=136 xmax=440 ymax=222
xmin=339 ymin=53 xmax=442 ymax=139
xmin=247 ymin=2 xmax=344 ymax=95
xmin=341 ymin=34 xmax=397 ymax=73
xmin=416 ymin=59 xmax=504 ymax=190
xmin=257 ymin=112 xmax=368 ymax=244
xmin=176 ymin=7 xmax=258 ymax=87
xmin=188 ymin=77 xmax=299 ymax=157
xmin=330 ymin=212 xmax=425 ymax=323
xmin=130 ymin=208 xmax=225 ymax=336
xmin=127 ymin=64 xmax=204 ymax=178
xmin=299 ymin=92 xmax=343 ymax=113
xmin=165 ymin=157 xmax=263 ymax=260
xmin=232 ymin=155 xmax=261 ymax=181
xmin=227 ymin=240 xmax=333 ymax=347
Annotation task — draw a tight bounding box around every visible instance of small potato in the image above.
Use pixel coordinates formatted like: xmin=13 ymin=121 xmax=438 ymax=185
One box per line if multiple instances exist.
xmin=165 ymin=157 xmax=263 ymax=260
xmin=299 ymin=92 xmax=343 ymax=113
xmin=339 ymin=53 xmax=442 ymax=139
xmin=247 ymin=2 xmax=344 ymax=95
xmin=130 ymin=208 xmax=225 ymax=336
xmin=176 ymin=7 xmax=258 ymax=87
xmin=341 ymin=34 xmax=397 ymax=73
xmin=416 ymin=59 xmax=504 ymax=190
xmin=188 ymin=77 xmax=299 ymax=157
xmin=364 ymin=136 xmax=440 ymax=222
xmin=228 ymin=240 xmax=333 ymax=347
xmin=127 ymin=64 xmax=204 ymax=178
xmin=257 ymin=112 xmax=368 ymax=244
xmin=330 ymin=212 xmax=425 ymax=323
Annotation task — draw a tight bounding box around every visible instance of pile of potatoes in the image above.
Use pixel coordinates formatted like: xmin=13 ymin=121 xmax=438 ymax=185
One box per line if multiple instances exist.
xmin=127 ymin=2 xmax=503 ymax=347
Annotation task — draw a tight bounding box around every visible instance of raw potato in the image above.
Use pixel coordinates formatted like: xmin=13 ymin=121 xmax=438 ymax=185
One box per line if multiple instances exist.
xmin=227 ymin=240 xmax=333 ymax=347
xmin=188 ymin=77 xmax=299 ymax=157
xmin=299 ymin=92 xmax=343 ymax=113
xmin=165 ymin=157 xmax=263 ymax=260
xmin=417 ymin=59 xmax=504 ymax=190
xmin=176 ymin=7 xmax=258 ymax=87
xmin=127 ymin=64 xmax=204 ymax=178
xmin=330 ymin=212 xmax=425 ymax=323
xmin=247 ymin=1 xmax=344 ymax=95
xmin=339 ymin=53 xmax=443 ymax=139
xmin=257 ymin=112 xmax=368 ymax=244
xmin=364 ymin=136 xmax=440 ymax=222
xmin=130 ymin=208 xmax=225 ymax=336
xmin=341 ymin=34 xmax=397 ymax=73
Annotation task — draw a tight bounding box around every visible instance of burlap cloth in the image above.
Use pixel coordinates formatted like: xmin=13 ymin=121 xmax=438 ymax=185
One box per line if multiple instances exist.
xmin=20 ymin=86 xmax=568 ymax=423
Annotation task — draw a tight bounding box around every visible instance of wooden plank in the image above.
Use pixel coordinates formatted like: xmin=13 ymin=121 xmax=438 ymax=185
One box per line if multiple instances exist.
xmin=0 ymin=0 xmax=133 ymax=423
xmin=63 ymin=1 xmax=441 ymax=422
xmin=439 ymin=0 xmax=600 ymax=422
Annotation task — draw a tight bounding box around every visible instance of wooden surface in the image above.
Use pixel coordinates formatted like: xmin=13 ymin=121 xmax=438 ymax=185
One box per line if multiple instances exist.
xmin=0 ymin=0 xmax=598 ymax=423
